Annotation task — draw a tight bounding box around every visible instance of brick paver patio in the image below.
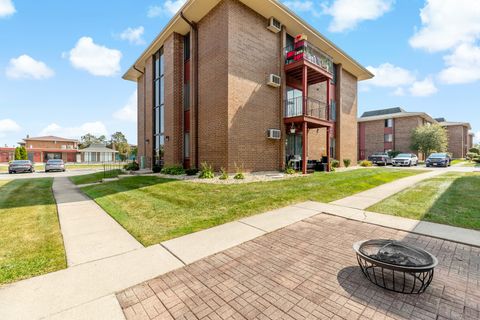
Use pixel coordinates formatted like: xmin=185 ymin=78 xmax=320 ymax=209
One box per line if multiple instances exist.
xmin=117 ymin=214 xmax=480 ymax=320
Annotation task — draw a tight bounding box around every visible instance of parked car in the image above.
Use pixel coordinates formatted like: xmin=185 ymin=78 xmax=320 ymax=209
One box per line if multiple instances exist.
xmin=8 ymin=160 xmax=35 ymax=174
xmin=368 ymin=152 xmax=392 ymax=166
xmin=392 ymin=153 xmax=418 ymax=167
xmin=426 ymin=153 xmax=451 ymax=167
xmin=45 ymin=159 xmax=66 ymax=172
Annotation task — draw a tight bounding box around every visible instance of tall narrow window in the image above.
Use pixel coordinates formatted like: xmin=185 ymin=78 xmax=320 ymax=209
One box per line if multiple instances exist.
xmin=154 ymin=48 xmax=165 ymax=166
xmin=330 ymin=99 xmax=336 ymax=121
xmin=384 ymin=134 xmax=393 ymax=142
xmin=385 ymin=119 xmax=393 ymax=128
xmin=184 ymin=34 xmax=190 ymax=111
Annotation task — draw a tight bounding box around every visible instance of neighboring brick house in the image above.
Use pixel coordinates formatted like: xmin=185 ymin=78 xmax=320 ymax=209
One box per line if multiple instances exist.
xmin=0 ymin=147 xmax=15 ymax=163
xmin=435 ymin=118 xmax=473 ymax=158
xmin=358 ymin=107 xmax=436 ymax=160
xmin=19 ymin=135 xmax=80 ymax=163
xmin=123 ymin=0 xmax=373 ymax=173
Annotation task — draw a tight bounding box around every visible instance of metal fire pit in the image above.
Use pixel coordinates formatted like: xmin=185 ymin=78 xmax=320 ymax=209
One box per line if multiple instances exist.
xmin=353 ymin=240 xmax=438 ymax=294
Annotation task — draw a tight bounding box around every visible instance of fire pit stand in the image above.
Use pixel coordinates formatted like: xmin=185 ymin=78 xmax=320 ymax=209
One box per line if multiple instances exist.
xmin=353 ymin=240 xmax=438 ymax=294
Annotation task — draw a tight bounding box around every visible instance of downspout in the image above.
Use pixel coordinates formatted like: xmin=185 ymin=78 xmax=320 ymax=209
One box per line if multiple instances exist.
xmin=180 ymin=12 xmax=199 ymax=169
xmin=133 ymin=65 xmax=146 ymax=167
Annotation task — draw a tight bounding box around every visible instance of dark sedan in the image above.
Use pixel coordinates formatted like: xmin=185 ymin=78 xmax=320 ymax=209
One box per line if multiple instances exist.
xmin=8 ymin=160 xmax=35 ymax=174
xmin=368 ymin=152 xmax=392 ymax=166
xmin=426 ymin=153 xmax=451 ymax=167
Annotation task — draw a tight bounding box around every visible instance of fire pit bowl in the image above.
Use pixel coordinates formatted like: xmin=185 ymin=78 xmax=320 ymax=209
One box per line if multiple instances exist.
xmin=353 ymin=239 xmax=438 ymax=294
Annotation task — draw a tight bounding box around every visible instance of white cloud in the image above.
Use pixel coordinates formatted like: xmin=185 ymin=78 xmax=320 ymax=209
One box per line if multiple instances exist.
xmin=68 ymin=37 xmax=122 ymax=77
xmin=114 ymin=91 xmax=137 ymax=122
xmin=148 ymin=0 xmax=186 ymax=17
xmin=0 ymin=0 xmax=15 ymax=17
xmin=322 ymin=0 xmax=394 ymax=32
xmin=409 ymin=77 xmax=438 ymax=97
xmin=0 ymin=118 xmax=21 ymax=138
xmin=365 ymin=63 xmax=415 ymax=87
xmin=40 ymin=121 xmax=108 ymax=139
xmin=5 ymin=54 xmax=54 ymax=80
xmin=120 ymin=26 xmax=145 ymax=45
xmin=393 ymin=87 xmax=405 ymax=96
xmin=283 ymin=1 xmax=314 ymax=12
xmin=438 ymin=43 xmax=480 ymax=84
xmin=409 ymin=0 xmax=480 ymax=52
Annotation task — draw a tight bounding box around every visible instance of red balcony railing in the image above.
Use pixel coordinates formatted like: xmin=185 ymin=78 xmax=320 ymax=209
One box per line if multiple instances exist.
xmin=285 ymin=96 xmax=330 ymax=120
xmin=285 ymin=40 xmax=334 ymax=75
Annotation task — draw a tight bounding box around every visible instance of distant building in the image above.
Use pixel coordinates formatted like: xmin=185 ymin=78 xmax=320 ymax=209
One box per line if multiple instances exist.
xmin=358 ymin=107 xmax=436 ymax=160
xmin=19 ymin=135 xmax=80 ymax=163
xmin=79 ymin=144 xmax=118 ymax=163
xmin=435 ymin=119 xmax=472 ymax=158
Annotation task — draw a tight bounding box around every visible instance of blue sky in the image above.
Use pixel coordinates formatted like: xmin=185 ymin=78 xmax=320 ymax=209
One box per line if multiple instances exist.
xmin=0 ymin=0 xmax=479 ymax=147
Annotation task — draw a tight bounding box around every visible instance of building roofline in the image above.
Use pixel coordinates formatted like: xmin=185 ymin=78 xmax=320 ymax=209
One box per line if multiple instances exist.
xmin=23 ymin=136 xmax=79 ymax=142
xmin=358 ymin=112 xmax=437 ymax=124
xmin=123 ymin=0 xmax=373 ymax=82
xmin=438 ymin=121 xmax=472 ymax=130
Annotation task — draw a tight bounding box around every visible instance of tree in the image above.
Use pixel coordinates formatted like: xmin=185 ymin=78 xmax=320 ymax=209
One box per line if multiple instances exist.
xmin=411 ymin=124 xmax=448 ymax=157
xmin=110 ymin=132 xmax=131 ymax=161
xmin=15 ymin=146 xmax=28 ymax=160
xmin=79 ymin=133 xmax=107 ymax=149
xmin=469 ymin=147 xmax=480 ymax=155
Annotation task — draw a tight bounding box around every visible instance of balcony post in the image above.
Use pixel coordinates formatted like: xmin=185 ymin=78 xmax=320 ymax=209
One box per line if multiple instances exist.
xmin=302 ymin=122 xmax=308 ymax=174
xmin=326 ymin=79 xmax=330 ymax=120
xmin=302 ymin=65 xmax=308 ymax=115
xmin=326 ymin=127 xmax=331 ymax=172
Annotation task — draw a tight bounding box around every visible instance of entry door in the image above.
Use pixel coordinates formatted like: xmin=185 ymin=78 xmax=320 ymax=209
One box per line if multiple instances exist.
xmin=286 ymin=133 xmax=302 ymax=168
xmin=286 ymin=87 xmax=303 ymax=117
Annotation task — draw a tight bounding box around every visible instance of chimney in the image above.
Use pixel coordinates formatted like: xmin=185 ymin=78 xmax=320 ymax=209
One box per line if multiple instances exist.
xmin=27 ymin=134 xmax=30 ymax=139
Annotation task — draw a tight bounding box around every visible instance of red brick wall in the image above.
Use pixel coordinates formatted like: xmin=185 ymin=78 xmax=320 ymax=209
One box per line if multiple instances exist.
xmin=446 ymin=125 xmax=467 ymax=158
xmin=394 ymin=116 xmax=423 ymax=158
xmin=196 ymin=1 xmax=229 ymax=171
xmin=144 ymin=56 xmax=154 ymax=166
xmin=24 ymin=140 xmax=76 ymax=150
xmin=360 ymin=119 xmax=385 ymax=159
xmin=226 ymin=0 xmax=282 ymax=172
xmin=137 ymin=73 xmax=146 ymax=163
xmin=163 ymin=33 xmax=184 ymax=166
xmin=337 ymin=66 xmax=358 ymax=165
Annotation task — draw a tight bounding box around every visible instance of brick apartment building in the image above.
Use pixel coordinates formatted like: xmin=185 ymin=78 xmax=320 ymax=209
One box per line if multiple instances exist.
xmin=358 ymin=107 xmax=436 ymax=160
xmin=435 ymin=118 xmax=473 ymax=158
xmin=123 ymin=0 xmax=373 ymax=173
xmin=19 ymin=135 xmax=79 ymax=162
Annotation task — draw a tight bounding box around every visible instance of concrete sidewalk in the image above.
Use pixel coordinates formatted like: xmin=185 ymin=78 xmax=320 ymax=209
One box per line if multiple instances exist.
xmin=53 ymin=177 xmax=143 ymax=266
xmin=332 ymin=168 xmax=452 ymax=209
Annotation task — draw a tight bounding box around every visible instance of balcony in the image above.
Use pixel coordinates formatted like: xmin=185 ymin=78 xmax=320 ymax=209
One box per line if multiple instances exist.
xmin=285 ymin=41 xmax=334 ymax=84
xmin=284 ymin=96 xmax=334 ymax=128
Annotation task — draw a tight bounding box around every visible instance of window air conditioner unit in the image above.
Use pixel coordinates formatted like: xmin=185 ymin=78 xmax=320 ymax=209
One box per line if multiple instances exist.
xmin=267 ymin=17 xmax=282 ymax=33
xmin=267 ymin=129 xmax=281 ymax=140
xmin=267 ymin=74 xmax=281 ymax=87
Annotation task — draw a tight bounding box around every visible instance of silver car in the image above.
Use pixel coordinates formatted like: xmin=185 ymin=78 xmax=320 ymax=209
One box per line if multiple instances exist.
xmin=45 ymin=159 xmax=66 ymax=172
xmin=8 ymin=160 xmax=35 ymax=174
xmin=392 ymin=153 xmax=419 ymax=167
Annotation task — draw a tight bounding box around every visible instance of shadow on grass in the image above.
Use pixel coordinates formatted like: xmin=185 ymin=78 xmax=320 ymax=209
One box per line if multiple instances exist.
xmin=423 ymin=174 xmax=480 ymax=230
xmin=0 ymin=178 xmax=56 ymax=210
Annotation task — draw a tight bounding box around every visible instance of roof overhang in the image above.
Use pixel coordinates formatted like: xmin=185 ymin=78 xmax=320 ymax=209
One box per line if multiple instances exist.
xmin=123 ymin=0 xmax=373 ymax=82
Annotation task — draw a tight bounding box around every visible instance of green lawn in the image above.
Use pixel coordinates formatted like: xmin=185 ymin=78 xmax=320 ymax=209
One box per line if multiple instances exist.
xmin=81 ymin=168 xmax=421 ymax=246
xmin=369 ymin=172 xmax=480 ymax=230
xmin=0 ymin=179 xmax=66 ymax=285
xmin=450 ymin=159 xmax=466 ymax=165
xmin=69 ymin=169 xmax=123 ymax=185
